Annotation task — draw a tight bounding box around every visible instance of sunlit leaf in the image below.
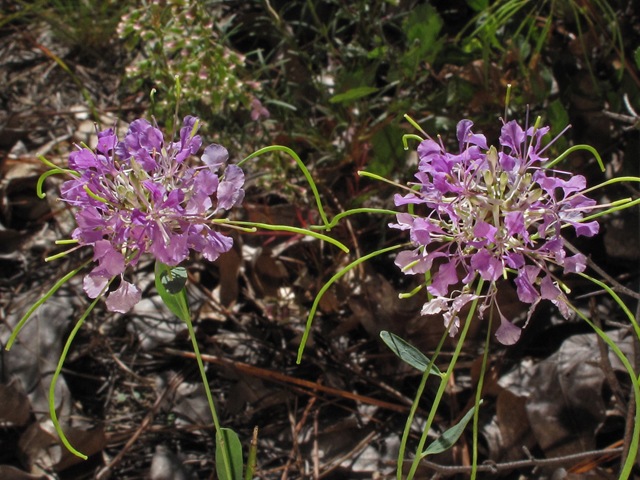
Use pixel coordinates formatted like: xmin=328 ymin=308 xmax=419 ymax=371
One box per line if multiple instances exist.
xmin=159 ymin=265 xmax=188 ymax=294
xmin=421 ymin=401 xmax=482 ymax=457
xmin=380 ymin=331 xmax=443 ymax=376
xmin=216 ymin=428 xmax=244 ymax=480
xmin=154 ymin=261 xmax=190 ymax=322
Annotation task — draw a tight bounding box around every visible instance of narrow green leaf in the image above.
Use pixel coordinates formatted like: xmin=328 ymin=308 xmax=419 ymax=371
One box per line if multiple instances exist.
xmin=159 ymin=265 xmax=188 ymax=294
xmin=216 ymin=428 xmax=244 ymax=480
xmin=154 ymin=261 xmax=190 ymax=322
xmin=265 ymin=99 xmax=297 ymax=111
xmin=380 ymin=331 xmax=443 ymax=376
xmin=329 ymin=87 xmax=378 ymax=104
xmin=421 ymin=401 xmax=482 ymax=457
xmin=635 ymin=46 xmax=640 ymax=70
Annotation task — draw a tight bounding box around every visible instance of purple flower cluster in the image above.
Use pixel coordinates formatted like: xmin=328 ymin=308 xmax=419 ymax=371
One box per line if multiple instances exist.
xmin=61 ymin=116 xmax=244 ymax=313
xmin=391 ymin=119 xmax=599 ymax=344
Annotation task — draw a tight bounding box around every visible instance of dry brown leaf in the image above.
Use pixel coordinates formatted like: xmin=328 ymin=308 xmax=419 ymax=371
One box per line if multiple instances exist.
xmin=0 ymin=379 xmax=31 ymax=426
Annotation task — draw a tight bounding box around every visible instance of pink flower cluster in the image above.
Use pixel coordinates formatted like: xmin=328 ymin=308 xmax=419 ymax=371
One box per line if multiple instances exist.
xmin=392 ymin=119 xmax=598 ymax=344
xmin=61 ymin=116 xmax=244 ymax=313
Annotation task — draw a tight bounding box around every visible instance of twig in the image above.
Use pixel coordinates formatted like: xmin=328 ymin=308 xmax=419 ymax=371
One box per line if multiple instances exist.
xmin=590 ymin=298 xmax=627 ymax=408
xmin=418 ymin=446 xmax=624 ymax=477
xmin=564 ymin=239 xmax=640 ymax=300
xmin=95 ymin=371 xmax=183 ymax=480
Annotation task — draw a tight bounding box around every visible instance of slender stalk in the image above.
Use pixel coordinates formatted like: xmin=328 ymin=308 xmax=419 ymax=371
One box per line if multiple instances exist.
xmin=396 ymin=326 xmax=452 ymax=480
xmin=406 ymin=280 xmax=485 ymax=480
xmin=6 ymin=259 xmax=92 ymax=351
xmin=237 ymin=145 xmax=330 ymax=228
xmin=50 ymin=284 xmax=106 ymax=459
xmin=544 ymin=144 xmax=604 ymax=171
xmin=183 ymin=314 xmax=234 ymax=480
xmin=216 ymin=219 xmax=349 ymax=253
xmin=567 ymin=302 xmax=640 ymax=480
xmin=308 ymin=208 xmax=399 ymax=231
xmin=471 ymin=306 xmax=493 ymax=480
xmin=297 ymin=244 xmax=404 ymax=363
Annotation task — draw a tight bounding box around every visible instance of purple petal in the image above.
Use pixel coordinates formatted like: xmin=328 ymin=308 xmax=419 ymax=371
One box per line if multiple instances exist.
xmin=427 ymin=260 xmax=458 ymax=297
xmin=105 ymin=280 xmax=142 ymax=313
xmin=564 ymin=253 xmax=587 ymax=273
xmin=83 ymin=273 xmax=110 ymax=298
xmin=500 ymin=120 xmax=525 ymax=154
xmin=69 ymin=148 xmax=99 ymax=170
xmin=573 ymin=220 xmax=599 ymax=237
xmin=495 ymin=315 xmax=521 ymax=345
xmin=514 ymin=268 xmax=539 ymax=304
xmin=202 ymin=144 xmax=229 ymax=171
xmin=421 ymin=297 xmax=448 ymax=315
xmin=217 ymin=165 xmax=245 ymax=210
xmin=470 ymin=249 xmax=502 ymax=281
xmin=93 ymin=240 xmax=126 ymax=276
xmin=540 ymin=275 xmax=561 ymax=300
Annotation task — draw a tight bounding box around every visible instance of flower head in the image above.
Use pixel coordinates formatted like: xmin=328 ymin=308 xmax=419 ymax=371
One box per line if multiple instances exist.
xmin=392 ymin=118 xmax=598 ymax=344
xmin=61 ymin=116 xmax=244 ymax=312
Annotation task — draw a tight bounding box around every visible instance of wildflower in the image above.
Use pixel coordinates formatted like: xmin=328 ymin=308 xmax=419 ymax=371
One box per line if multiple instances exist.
xmin=61 ymin=116 xmax=244 ymax=313
xmin=250 ymin=98 xmax=270 ymax=121
xmin=391 ymin=118 xmax=598 ymax=344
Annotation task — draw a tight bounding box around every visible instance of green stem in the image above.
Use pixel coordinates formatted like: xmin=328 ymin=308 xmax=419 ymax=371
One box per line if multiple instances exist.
xmin=567 ymin=301 xmax=640 ymax=480
xmin=471 ymin=306 xmax=493 ymax=480
xmin=578 ymin=272 xmax=640 ymax=341
xmin=403 ymin=134 xmax=424 ymax=150
xmin=309 ymin=208 xmax=400 ymax=231
xmin=297 ymin=244 xmax=404 ymax=363
xmin=544 ymin=144 xmax=604 ymax=171
xmin=183 ymin=314 xmax=234 ymax=480
xmin=406 ymin=280 xmax=484 ymax=480
xmin=50 ymin=284 xmax=106 ymax=459
xmin=237 ymin=145 xmax=330 ymax=228
xmin=216 ymin=219 xmax=349 ymax=253
xmin=396 ymin=326 xmax=452 ymax=480
xmin=6 ymin=259 xmax=92 ymax=351
xmin=37 ymin=169 xmax=68 ymax=199
xmin=580 ymin=198 xmax=640 ymax=223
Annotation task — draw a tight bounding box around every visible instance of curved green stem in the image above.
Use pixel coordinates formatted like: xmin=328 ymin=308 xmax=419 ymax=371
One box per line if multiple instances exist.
xmin=578 ymin=272 xmax=640 ymax=340
xmin=578 ymin=176 xmax=640 ymax=196
xmin=216 ymin=219 xmax=349 ymax=253
xmin=544 ymin=144 xmax=604 ymax=171
xmin=37 ymin=169 xmax=67 ymax=199
xmin=309 ymin=208 xmax=399 ymax=231
xmin=297 ymin=244 xmax=404 ymax=363
xmin=396 ymin=325 xmax=452 ymax=480
xmin=6 ymin=260 xmax=92 ymax=351
xmin=237 ymin=145 xmax=330 ymax=228
xmin=183 ymin=314 xmax=234 ymax=480
xmin=567 ymin=301 xmax=640 ymax=480
xmin=403 ymin=134 xmax=424 ymax=150
xmin=50 ymin=284 xmax=106 ymax=459
xmin=406 ymin=280 xmax=484 ymax=480
xmin=38 ymin=156 xmax=79 ymax=176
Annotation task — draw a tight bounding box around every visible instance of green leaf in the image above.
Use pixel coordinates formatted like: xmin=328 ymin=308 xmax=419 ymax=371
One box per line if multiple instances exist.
xmin=265 ymin=99 xmax=297 ymax=111
xmin=216 ymin=428 xmax=244 ymax=480
xmin=380 ymin=331 xmax=443 ymax=376
xmin=329 ymin=87 xmax=378 ymax=104
xmin=635 ymin=46 xmax=640 ymax=70
xmin=154 ymin=261 xmax=190 ymax=322
xmin=421 ymin=401 xmax=482 ymax=457
xmin=466 ymin=0 xmax=488 ymax=11
xmin=159 ymin=265 xmax=188 ymax=294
